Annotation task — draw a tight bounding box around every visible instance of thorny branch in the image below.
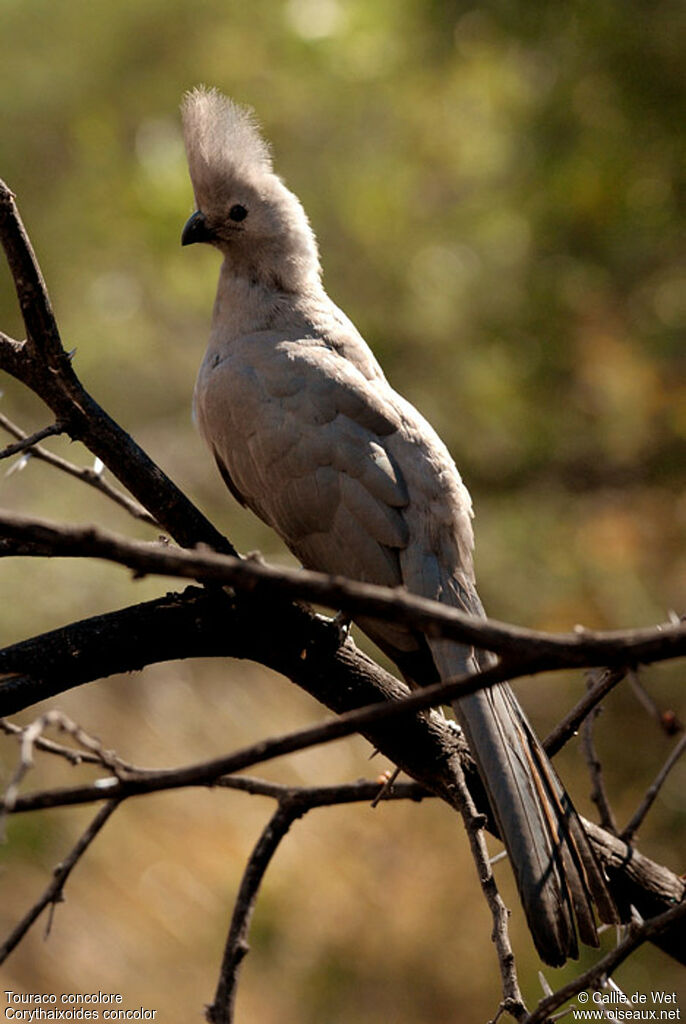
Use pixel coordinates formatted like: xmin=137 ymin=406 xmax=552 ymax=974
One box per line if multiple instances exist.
xmin=0 ymin=716 xmax=138 ymax=770
xmin=451 ymin=761 xmax=528 ymax=1022
xmin=0 ymin=658 xmax=520 ymax=814
xmin=0 ymin=799 xmax=119 ymax=964
xmin=206 ymin=797 xmax=310 ymax=1024
xmin=543 ymin=667 xmax=627 ymax=758
xmin=2 ymin=695 xmax=684 ymax=963
xmin=1 ymin=177 xmax=684 ymax=1020
xmin=581 ymin=687 xmax=618 ymax=835
xmin=0 ymin=179 xmax=232 ymax=554
xmin=3 ymin=703 xmax=684 ymax=947
xmin=0 ymin=417 xmax=64 ymax=459
xmin=0 ymin=411 xmax=158 ymax=525
xmin=524 ymin=901 xmax=686 ymax=1023
xmin=0 ymin=761 xmax=427 ymax=980
xmin=206 ymin=778 xmax=429 ymax=1024
xmin=621 ymin=734 xmax=686 ymax=844
xmin=0 ymin=710 xmax=128 ymax=839
xmin=2 ymin=702 xmax=684 ymax=1019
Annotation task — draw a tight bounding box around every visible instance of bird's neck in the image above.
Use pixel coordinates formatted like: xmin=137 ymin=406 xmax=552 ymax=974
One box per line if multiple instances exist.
xmin=211 ymin=268 xmax=271 ymax=338
xmin=208 ymin=263 xmax=322 ymax=344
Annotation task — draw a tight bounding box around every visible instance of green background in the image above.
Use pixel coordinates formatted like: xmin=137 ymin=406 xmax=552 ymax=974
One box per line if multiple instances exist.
xmin=1 ymin=0 xmax=684 ymax=1019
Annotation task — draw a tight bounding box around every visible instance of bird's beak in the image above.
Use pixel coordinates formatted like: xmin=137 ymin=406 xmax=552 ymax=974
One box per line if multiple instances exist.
xmin=181 ymin=210 xmax=214 ymax=246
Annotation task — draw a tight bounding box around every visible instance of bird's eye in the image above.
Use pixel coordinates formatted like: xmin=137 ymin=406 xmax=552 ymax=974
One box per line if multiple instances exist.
xmin=228 ymin=204 xmax=248 ymax=222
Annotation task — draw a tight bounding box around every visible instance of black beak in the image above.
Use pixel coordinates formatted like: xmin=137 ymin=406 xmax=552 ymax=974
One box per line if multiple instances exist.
xmin=181 ymin=210 xmax=214 ymax=246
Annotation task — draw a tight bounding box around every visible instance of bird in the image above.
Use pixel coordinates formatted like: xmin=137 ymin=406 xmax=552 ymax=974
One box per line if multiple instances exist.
xmin=180 ymin=86 xmax=617 ymax=966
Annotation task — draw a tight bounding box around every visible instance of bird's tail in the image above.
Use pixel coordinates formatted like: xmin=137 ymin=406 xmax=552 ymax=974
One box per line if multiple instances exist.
xmin=430 ymin=634 xmax=618 ymax=966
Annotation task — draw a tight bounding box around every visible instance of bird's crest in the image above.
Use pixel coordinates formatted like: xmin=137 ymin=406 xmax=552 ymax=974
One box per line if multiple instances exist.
xmin=181 ymin=86 xmax=272 ymax=201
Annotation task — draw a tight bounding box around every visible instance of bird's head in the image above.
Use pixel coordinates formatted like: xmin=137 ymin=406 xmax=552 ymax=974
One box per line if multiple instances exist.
xmin=180 ymin=87 xmax=321 ymax=291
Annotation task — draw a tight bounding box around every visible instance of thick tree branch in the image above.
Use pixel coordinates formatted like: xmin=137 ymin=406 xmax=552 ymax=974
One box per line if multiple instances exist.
xmin=3 ymin=669 xmax=684 ymax=969
xmin=1 ymin=582 xmax=684 ymax=962
xmin=0 ymin=179 xmax=232 ymax=554
xmin=1 ymin=510 xmax=684 ymax=669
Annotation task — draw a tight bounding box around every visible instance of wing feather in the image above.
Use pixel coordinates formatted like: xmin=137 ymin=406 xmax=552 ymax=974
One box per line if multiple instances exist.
xmin=196 ymin=332 xmax=412 ymax=583
xmin=340 ymin=474 xmax=409 ymax=549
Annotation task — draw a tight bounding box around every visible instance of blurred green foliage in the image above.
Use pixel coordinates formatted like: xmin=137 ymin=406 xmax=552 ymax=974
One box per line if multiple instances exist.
xmin=1 ymin=0 xmax=684 ymax=1020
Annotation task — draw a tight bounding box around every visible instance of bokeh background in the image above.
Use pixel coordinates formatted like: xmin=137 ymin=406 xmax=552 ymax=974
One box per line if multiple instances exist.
xmin=1 ymin=0 xmax=684 ymax=1020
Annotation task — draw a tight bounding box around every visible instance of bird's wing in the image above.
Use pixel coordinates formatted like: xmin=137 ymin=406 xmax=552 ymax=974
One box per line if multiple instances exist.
xmin=195 ymin=333 xmax=414 ymax=590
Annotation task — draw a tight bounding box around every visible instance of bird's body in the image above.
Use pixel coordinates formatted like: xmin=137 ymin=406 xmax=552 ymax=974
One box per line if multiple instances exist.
xmin=182 ymin=87 xmax=617 ymax=966
xmin=194 ymin=282 xmax=475 ymax=656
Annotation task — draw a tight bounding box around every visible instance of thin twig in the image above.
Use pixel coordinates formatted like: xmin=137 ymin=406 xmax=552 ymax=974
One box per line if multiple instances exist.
xmin=0 ymin=798 xmax=119 ymax=964
xmin=0 ymin=716 xmax=128 ymax=768
xmin=621 ymin=734 xmax=686 ymax=843
xmin=206 ymin=778 xmax=424 ymax=1024
xmin=0 ymin=657 xmax=518 ymax=815
xmin=452 ymin=762 xmax=528 ymax=1021
xmin=544 ymin=668 xmax=626 ymax=758
xmin=0 ymin=715 xmax=138 ymax=773
xmin=0 ymin=419 xmax=64 ymax=459
xmin=0 ymin=412 xmax=159 ymax=526
xmin=0 ymin=711 xmax=130 ymax=839
xmin=627 ymin=668 xmax=684 ymax=736
xmin=580 ymin=688 xmax=618 ymax=835
xmin=524 ymin=900 xmax=686 ymax=1023
xmin=215 ymin=775 xmax=428 ymax=805
xmin=207 ymin=798 xmax=304 ymax=1024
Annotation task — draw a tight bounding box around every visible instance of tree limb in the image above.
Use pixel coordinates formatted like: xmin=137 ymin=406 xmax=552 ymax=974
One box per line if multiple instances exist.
xmin=543 ymin=668 xmax=628 ymax=758
xmin=2 ymin=593 xmax=684 ymax=965
xmin=1 ymin=509 xmax=684 ymax=668
xmin=206 ymin=797 xmax=312 ymax=1024
xmin=0 ymin=178 xmax=232 ymax=554
xmin=581 ymin=696 xmax=618 ymax=835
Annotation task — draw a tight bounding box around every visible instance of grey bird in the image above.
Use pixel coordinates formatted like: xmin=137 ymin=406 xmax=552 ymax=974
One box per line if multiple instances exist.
xmin=180 ymin=86 xmax=617 ymax=966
